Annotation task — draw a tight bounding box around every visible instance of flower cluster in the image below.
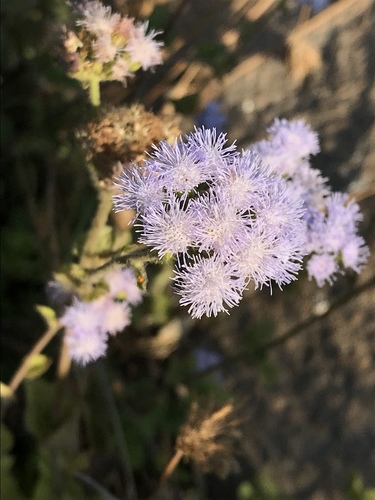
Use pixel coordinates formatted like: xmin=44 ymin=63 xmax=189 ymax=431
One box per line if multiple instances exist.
xmin=114 ymin=128 xmax=307 ymax=319
xmin=252 ymin=118 xmax=369 ymax=286
xmin=64 ymin=1 xmax=163 ymax=85
xmin=61 ymin=267 xmax=144 ymax=364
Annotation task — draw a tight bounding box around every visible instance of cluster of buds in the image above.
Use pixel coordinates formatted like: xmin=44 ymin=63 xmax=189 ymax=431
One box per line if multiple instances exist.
xmin=63 ymin=1 xmax=163 ymax=102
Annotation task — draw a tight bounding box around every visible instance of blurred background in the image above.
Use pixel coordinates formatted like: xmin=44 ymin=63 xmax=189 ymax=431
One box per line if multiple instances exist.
xmin=1 ymin=0 xmax=374 ymax=498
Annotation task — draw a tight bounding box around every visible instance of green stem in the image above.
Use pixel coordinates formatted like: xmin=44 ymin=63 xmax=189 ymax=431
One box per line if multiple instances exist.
xmin=88 ymin=78 xmax=101 ymax=107
xmin=80 ymin=188 xmax=113 ymax=269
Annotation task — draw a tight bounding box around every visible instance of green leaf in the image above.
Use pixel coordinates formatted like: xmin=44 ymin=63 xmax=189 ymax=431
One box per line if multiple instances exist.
xmin=35 ymin=305 xmax=57 ymax=326
xmin=0 ymin=381 xmax=14 ymax=400
xmin=237 ymin=481 xmax=255 ymax=500
xmin=1 ymin=425 xmax=26 ymax=499
xmin=24 ymin=354 xmax=52 ymax=380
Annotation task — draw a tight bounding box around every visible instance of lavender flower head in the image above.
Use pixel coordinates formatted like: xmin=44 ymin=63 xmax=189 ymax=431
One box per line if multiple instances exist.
xmin=114 ymin=127 xmax=307 ymax=318
xmin=63 ymin=1 xmax=163 ymax=85
xmin=252 ymin=118 xmax=369 ymax=287
xmin=60 ymin=266 xmax=144 ymax=365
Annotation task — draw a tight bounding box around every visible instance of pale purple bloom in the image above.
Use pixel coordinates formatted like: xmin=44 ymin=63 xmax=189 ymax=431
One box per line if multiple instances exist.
xmin=173 ymin=256 xmax=246 ymax=319
xmin=341 ymin=236 xmax=369 ymax=272
xmin=70 ymin=1 xmax=164 ymax=85
xmin=112 ymin=57 xmax=132 ymax=81
xmin=114 ymin=164 xmax=165 ymax=216
xmin=232 ymin=227 xmax=303 ymax=289
xmin=218 ymin=151 xmax=272 ymax=211
xmin=114 ymin=126 xmax=309 ymax=317
xmin=252 ymin=178 xmax=306 ymax=239
xmin=77 ymin=1 xmax=120 ymax=36
xmin=106 ymin=267 xmax=144 ymax=305
xmin=149 ymin=140 xmax=207 ymax=194
xmin=61 ymin=298 xmax=104 ymax=335
xmin=252 ymin=118 xmax=319 ymax=177
xmin=65 ymin=327 xmax=108 ymax=365
xmin=114 ymin=122 xmax=369 ymax=315
xmin=252 ymin=139 xmax=301 ymax=177
xmin=125 ymin=22 xmax=163 ymax=70
xmin=94 ymin=297 xmax=132 ymax=335
xmin=189 ymin=187 xmax=250 ymax=259
xmin=61 ymin=298 xmax=109 ymax=364
xmin=291 ymin=162 xmax=329 ymax=212
xmin=93 ymin=34 xmax=118 ymax=63
xmin=187 ymin=127 xmax=237 ymax=177
xmin=267 ymin=118 xmax=320 ymax=158
xmin=138 ymin=196 xmax=196 ymax=259
xmin=307 ymin=253 xmax=338 ymax=287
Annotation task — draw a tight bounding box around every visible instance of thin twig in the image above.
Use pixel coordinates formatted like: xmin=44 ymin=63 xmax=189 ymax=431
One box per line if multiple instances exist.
xmin=8 ymin=322 xmax=62 ymax=393
xmin=83 ymin=244 xmax=159 ymax=275
xmin=156 ymin=449 xmax=184 ymax=493
xmin=96 ymin=362 xmax=138 ymax=500
xmin=57 ymin=340 xmax=72 ymax=380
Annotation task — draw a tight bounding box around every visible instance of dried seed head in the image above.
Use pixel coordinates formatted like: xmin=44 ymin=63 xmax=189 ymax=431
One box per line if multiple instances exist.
xmin=78 ymin=104 xmax=181 ymax=183
xmin=176 ymin=402 xmax=241 ymax=479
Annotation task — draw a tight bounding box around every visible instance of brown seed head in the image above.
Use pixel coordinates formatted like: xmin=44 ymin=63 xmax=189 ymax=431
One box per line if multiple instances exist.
xmin=78 ymin=104 xmax=181 ymax=183
xmin=176 ymin=402 xmax=242 ymax=479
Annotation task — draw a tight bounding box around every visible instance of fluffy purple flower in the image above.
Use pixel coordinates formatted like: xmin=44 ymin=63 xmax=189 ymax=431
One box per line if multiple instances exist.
xmin=341 ymin=236 xmax=369 ymax=272
xmin=67 ymin=1 xmax=164 ymax=85
xmin=186 ymin=127 xmax=237 ymax=176
xmin=304 ymin=192 xmax=368 ymax=285
xmin=94 ymin=297 xmax=132 ymax=335
xmin=173 ymin=256 xmax=246 ymax=319
xmin=218 ymin=151 xmax=272 ymax=211
xmin=149 ymin=140 xmax=208 ymax=194
xmin=65 ymin=328 xmax=108 ymax=365
xmin=137 ymin=195 xmax=196 ymax=259
xmin=60 ymin=265 xmax=145 ymax=364
xmin=114 ymin=122 xmax=369 ymax=315
xmin=267 ymin=118 xmax=320 ymax=158
xmin=125 ymin=21 xmax=163 ymax=70
xmin=61 ymin=299 xmax=109 ymax=364
xmin=106 ymin=267 xmax=144 ymax=305
xmin=114 ymin=164 xmax=165 ymax=216
xmin=307 ymin=253 xmax=338 ymax=287
xmin=114 ymin=126 xmax=309 ymax=317
xmin=252 ymin=118 xmax=319 ymax=177
xmin=188 ymin=187 xmax=251 ymax=259
xmin=77 ymin=1 xmax=120 ymax=36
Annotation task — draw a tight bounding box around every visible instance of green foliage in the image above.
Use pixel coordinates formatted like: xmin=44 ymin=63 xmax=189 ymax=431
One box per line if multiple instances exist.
xmin=346 ymin=472 xmax=375 ymax=500
xmin=237 ymin=473 xmax=289 ymax=500
xmin=1 ymin=425 xmax=26 ymax=499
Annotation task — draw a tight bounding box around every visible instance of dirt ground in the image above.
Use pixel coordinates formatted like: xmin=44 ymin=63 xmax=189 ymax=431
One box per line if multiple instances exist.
xmin=182 ymin=0 xmax=375 ymax=498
